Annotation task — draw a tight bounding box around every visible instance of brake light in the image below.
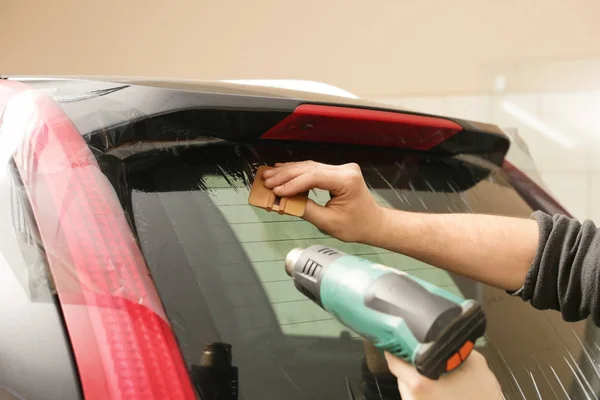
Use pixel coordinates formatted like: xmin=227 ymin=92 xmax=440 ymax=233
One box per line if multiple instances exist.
xmin=261 ymin=104 xmax=463 ymax=150
xmin=2 ymin=82 xmax=195 ymax=399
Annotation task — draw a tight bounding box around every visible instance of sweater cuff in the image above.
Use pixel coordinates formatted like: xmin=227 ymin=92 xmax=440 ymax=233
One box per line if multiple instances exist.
xmin=505 ymin=210 xmax=549 ymax=299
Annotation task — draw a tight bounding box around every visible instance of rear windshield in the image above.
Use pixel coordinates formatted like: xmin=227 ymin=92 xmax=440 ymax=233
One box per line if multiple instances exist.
xmin=107 ymin=141 xmax=592 ymax=399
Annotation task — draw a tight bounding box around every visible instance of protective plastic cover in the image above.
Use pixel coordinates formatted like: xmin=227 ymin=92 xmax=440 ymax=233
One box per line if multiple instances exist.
xmin=1 ymin=77 xmax=598 ymax=400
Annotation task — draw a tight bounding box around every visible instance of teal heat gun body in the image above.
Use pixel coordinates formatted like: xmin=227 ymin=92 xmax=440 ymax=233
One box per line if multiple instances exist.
xmin=285 ymin=245 xmax=486 ymax=379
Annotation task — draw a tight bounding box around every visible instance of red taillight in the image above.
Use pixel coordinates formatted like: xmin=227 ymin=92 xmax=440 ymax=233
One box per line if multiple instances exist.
xmin=261 ymin=104 xmax=463 ymax=150
xmin=2 ymin=82 xmax=195 ymax=399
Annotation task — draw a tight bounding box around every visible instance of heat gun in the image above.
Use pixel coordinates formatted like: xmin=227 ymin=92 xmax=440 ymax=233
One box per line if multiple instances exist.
xmin=285 ymin=245 xmax=486 ymax=380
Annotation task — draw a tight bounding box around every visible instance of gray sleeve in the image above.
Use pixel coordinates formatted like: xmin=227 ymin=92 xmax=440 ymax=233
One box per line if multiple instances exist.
xmin=509 ymin=211 xmax=600 ymax=324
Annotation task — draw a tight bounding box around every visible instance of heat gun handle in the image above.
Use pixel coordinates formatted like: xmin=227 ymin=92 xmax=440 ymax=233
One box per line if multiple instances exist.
xmin=363 ymin=273 xmax=486 ymax=379
xmin=414 ymin=301 xmax=486 ymax=379
xmin=364 ymin=273 xmax=464 ymax=344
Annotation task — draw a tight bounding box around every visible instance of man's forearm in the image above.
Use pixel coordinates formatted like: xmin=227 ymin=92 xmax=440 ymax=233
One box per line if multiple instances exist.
xmin=368 ymin=208 xmax=540 ymax=291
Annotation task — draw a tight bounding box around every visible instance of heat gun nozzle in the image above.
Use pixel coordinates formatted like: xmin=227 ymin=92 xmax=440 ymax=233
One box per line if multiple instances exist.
xmin=285 ymin=248 xmax=304 ymax=277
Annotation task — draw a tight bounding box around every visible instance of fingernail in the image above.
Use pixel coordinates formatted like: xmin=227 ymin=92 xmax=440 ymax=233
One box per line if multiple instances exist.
xmin=273 ymin=185 xmax=284 ymax=193
xmin=263 ymin=169 xmax=274 ymax=178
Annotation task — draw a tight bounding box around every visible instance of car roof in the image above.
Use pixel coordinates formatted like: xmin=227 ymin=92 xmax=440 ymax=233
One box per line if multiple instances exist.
xmin=11 ymin=76 xmax=390 ymax=108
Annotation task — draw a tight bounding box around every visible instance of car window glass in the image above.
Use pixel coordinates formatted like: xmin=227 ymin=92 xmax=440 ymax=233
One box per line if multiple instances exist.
xmin=119 ymin=142 xmax=594 ymax=399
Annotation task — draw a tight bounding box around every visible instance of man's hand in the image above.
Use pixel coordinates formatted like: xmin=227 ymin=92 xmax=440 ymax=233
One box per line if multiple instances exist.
xmin=263 ymin=161 xmax=384 ymax=243
xmin=384 ymin=351 xmax=503 ymax=400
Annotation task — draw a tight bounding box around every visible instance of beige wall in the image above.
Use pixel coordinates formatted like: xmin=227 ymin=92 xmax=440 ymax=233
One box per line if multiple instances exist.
xmin=2 ymin=0 xmax=600 ymax=96
xmin=2 ymin=0 xmax=600 ymax=217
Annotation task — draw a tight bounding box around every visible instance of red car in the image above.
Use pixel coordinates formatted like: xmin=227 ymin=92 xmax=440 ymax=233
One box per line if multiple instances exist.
xmin=0 ymin=77 xmax=592 ymax=400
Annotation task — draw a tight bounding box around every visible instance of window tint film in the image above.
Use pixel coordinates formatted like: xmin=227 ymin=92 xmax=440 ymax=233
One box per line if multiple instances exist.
xmin=115 ymin=142 xmax=592 ymax=399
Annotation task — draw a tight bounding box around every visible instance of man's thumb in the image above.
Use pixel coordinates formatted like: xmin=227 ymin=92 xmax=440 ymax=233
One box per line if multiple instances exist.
xmin=302 ymin=199 xmax=331 ymax=231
